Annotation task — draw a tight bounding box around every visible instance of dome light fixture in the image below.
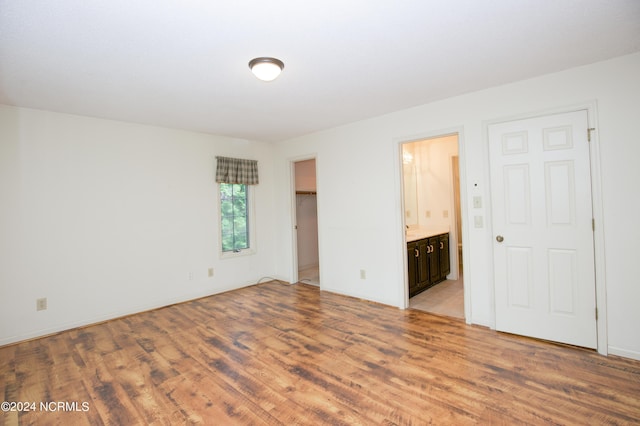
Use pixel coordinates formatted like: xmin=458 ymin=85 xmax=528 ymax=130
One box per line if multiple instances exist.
xmin=248 ymin=57 xmax=284 ymax=82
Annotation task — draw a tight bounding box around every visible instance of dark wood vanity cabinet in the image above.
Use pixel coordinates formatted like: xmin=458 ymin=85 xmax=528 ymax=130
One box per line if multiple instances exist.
xmin=427 ymin=236 xmax=440 ymax=284
xmin=408 ymin=233 xmax=450 ymax=298
xmin=408 ymin=239 xmax=430 ymax=297
xmin=407 ymin=242 xmax=416 ymax=293
xmin=439 ymin=233 xmax=450 ymax=278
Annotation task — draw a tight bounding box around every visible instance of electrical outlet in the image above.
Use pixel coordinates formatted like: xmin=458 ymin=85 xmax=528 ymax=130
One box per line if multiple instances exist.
xmin=425 ymin=210 xmax=431 ymax=218
xmin=188 ymin=272 xmax=194 ymax=281
xmin=208 ymin=268 xmax=214 ymax=277
xmin=443 ymin=210 xmax=449 ymax=218
xmin=360 ymin=269 xmax=366 ymax=280
xmin=36 ymin=297 xmax=47 ymax=311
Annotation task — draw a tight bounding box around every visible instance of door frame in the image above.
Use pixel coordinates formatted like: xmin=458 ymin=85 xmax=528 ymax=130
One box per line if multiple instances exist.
xmin=397 ymin=127 xmax=472 ymax=323
xmin=484 ymin=101 xmax=608 ymax=355
xmin=289 ymin=155 xmax=320 ymax=286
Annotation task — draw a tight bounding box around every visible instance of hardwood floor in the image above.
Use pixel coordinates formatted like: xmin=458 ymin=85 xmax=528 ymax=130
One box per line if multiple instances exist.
xmin=2 ymin=282 xmax=640 ymax=425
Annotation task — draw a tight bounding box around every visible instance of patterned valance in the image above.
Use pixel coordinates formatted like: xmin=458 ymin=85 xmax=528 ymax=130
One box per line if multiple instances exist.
xmin=215 ymin=156 xmax=259 ymax=185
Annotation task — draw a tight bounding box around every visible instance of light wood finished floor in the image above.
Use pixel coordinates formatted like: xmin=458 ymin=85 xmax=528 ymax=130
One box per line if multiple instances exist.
xmin=2 ymin=282 xmax=640 ymax=425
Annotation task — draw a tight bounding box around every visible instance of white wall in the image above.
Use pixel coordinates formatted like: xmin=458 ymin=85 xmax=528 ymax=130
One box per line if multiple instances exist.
xmin=0 ymin=106 xmax=278 ymax=345
xmin=273 ymin=53 xmax=640 ymax=360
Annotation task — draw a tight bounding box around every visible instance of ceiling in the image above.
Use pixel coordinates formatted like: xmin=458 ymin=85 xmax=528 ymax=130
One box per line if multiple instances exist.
xmin=1 ymin=1 xmax=639 ymax=143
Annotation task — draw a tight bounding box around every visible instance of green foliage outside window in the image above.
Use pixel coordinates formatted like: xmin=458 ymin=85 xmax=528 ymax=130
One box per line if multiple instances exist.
xmin=220 ymin=183 xmax=249 ymax=252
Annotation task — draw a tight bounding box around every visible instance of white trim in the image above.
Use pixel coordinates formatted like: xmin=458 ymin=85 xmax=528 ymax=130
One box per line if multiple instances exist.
xmin=457 ymin=130 xmax=473 ymax=325
xmin=393 ymin=141 xmax=408 ymax=308
xmin=447 ymin=153 xmax=459 ymax=282
xmin=289 ymin=160 xmax=299 ymax=284
xmin=483 ymin=101 xmax=608 ymax=355
xmin=395 ymin=141 xmax=409 ymax=308
xmin=586 ymin=101 xmax=608 ymax=356
xmin=608 ymin=346 xmax=640 ymax=361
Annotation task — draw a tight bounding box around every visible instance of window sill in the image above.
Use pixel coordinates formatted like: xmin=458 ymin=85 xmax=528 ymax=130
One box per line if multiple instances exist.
xmin=220 ymin=248 xmax=256 ymax=260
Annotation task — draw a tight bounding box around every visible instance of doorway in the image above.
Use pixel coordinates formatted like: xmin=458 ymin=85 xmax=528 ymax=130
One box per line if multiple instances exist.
xmin=401 ymin=134 xmax=464 ymax=318
xmin=293 ymin=159 xmax=320 ymax=286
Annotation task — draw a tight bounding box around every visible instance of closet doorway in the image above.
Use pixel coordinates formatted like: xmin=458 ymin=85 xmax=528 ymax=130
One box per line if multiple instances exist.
xmin=293 ymin=158 xmax=320 ymax=286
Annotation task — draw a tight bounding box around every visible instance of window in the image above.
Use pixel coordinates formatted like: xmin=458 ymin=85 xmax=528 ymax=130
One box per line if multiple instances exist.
xmin=215 ymin=156 xmax=258 ymax=257
xmin=220 ymin=183 xmax=250 ymax=253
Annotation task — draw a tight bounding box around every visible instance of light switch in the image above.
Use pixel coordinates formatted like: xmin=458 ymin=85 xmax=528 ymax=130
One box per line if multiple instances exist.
xmin=473 ymin=196 xmax=482 ymax=208
xmin=474 ymin=216 xmax=483 ymax=228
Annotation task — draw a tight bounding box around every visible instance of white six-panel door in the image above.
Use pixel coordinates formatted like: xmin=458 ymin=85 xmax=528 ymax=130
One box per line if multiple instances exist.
xmin=489 ymin=110 xmax=597 ymax=349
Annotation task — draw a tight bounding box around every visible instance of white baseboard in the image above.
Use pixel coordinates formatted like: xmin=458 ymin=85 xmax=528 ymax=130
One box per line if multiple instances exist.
xmin=608 ymin=346 xmax=640 ymax=361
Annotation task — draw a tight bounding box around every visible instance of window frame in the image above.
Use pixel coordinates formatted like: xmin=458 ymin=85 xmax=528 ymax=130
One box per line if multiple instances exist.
xmin=218 ymin=182 xmax=256 ymax=259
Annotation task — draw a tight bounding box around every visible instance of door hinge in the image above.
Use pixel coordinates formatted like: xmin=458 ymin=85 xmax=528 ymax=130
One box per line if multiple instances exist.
xmin=595 ymin=307 xmax=598 ymax=321
xmin=592 ymin=218 xmax=595 ymax=231
xmin=587 ymin=127 xmax=596 ymax=142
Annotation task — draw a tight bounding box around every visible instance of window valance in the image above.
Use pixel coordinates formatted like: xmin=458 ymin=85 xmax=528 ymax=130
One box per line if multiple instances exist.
xmin=215 ymin=156 xmax=259 ymax=185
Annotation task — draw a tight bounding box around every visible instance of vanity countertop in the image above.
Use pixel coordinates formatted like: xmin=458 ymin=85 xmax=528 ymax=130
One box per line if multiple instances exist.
xmin=406 ymin=226 xmax=450 ymax=242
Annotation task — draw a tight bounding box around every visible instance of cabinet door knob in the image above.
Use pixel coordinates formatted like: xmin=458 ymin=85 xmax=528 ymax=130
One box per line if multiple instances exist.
xmin=440 ymin=242 xmax=444 ymax=249
xmin=496 ymin=235 xmax=504 ymax=243
xmin=415 ymin=248 xmax=419 ymax=257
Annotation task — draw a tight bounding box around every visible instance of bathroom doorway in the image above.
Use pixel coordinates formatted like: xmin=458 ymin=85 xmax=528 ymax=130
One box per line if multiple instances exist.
xmin=293 ymin=158 xmax=320 ymax=286
xmin=401 ymin=134 xmax=464 ymax=318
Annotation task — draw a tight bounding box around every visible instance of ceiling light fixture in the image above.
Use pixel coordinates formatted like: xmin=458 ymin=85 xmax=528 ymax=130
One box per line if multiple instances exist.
xmin=248 ymin=57 xmax=284 ymax=82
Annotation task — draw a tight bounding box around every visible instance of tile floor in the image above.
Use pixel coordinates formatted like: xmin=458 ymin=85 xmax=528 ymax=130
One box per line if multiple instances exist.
xmin=409 ymin=275 xmax=464 ymax=319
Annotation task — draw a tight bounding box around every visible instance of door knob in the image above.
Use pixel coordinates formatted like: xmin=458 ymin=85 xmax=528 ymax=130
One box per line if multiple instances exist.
xmin=496 ymin=235 xmax=504 ymax=243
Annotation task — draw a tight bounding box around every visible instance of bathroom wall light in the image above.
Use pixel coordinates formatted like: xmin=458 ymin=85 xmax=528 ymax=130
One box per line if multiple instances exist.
xmin=248 ymin=57 xmax=284 ymax=82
